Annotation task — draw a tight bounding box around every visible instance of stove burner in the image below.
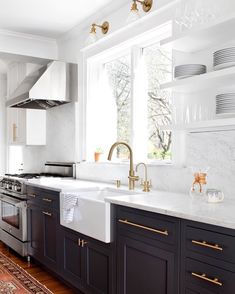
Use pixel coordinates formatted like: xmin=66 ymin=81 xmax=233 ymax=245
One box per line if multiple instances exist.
xmin=5 ymin=173 xmax=69 ymax=179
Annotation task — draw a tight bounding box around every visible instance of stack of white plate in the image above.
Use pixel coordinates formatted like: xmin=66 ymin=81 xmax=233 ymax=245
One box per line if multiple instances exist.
xmin=216 ymin=93 xmax=235 ymax=115
xmin=174 ymin=64 xmax=207 ymax=79
xmin=213 ymin=47 xmax=235 ymax=70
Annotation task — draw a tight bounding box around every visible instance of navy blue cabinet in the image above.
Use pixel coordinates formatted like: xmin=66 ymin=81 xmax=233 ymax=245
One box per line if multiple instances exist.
xmin=181 ymin=220 xmax=235 ymax=294
xmin=27 ymin=187 xmax=60 ymax=272
xmin=116 ymin=205 xmax=180 ymax=294
xmin=59 ymin=227 xmax=115 ymax=294
xmin=27 ymin=186 xmax=235 ymax=294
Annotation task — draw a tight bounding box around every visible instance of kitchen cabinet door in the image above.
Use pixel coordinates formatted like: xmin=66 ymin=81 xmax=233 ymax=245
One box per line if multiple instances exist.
xmin=27 ymin=204 xmax=43 ymax=260
xmin=7 ymin=108 xmax=46 ymax=146
xmin=42 ymin=208 xmax=59 ymax=270
xmin=59 ymin=228 xmax=85 ymax=290
xmin=84 ymin=239 xmax=114 ymax=294
xmin=117 ymin=234 xmax=176 ymax=294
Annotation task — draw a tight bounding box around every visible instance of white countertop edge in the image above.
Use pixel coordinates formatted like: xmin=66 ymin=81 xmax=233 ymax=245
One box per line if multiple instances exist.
xmin=106 ymin=197 xmax=235 ymax=230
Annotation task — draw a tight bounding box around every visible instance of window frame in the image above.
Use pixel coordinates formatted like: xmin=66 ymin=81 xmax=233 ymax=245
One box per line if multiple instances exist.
xmin=81 ymin=24 xmax=184 ymax=166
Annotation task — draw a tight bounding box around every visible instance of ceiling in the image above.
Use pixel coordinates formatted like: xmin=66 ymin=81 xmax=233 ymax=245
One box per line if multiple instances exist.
xmin=0 ymin=0 xmax=127 ymax=38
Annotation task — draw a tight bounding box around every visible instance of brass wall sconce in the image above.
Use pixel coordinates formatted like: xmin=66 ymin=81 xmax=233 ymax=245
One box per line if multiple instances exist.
xmin=86 ymin=21 xmax=110 ymax=45
xmin=127 ymin=0 xmax=153 ymax=23
xmin=90 ymin=21 xmax=109 ymax=35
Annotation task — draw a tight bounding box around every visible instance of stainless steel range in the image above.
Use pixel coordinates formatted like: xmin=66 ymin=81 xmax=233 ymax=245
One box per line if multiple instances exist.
xmin=0 ymin=162 xmax=75 ymax=257
xmin=0 ymin=176 xmax=28 ymax=256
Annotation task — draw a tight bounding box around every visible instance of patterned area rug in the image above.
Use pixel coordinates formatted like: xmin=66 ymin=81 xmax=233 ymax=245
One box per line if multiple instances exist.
xmin=0 ymin=251 xmax=53 ymax=293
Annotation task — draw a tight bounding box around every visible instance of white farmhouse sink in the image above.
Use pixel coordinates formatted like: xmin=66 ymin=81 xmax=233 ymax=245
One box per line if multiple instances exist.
xmin=60 ymin=187 xmax=137 ymax=243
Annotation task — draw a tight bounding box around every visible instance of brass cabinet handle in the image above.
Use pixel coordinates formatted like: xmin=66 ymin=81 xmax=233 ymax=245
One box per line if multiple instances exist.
xmin=118 ymin=219 xmax=168 ymax=236
xmin=13 ymin=123 xmax=17 ymax=142
xmin=78 ymin=238 xmax=88 ymax=248
xmin=192 ymin=240 xmax=223 ymax=251
xmin=191 ymin=272 xmax=223 ymax=287
xmin=42 ymin=211 xmax=52 ymax=217
xmin=28 ymin=194 xmax=36 ymax=198
xmin=43 ymin=198 xmax=52 ymax=203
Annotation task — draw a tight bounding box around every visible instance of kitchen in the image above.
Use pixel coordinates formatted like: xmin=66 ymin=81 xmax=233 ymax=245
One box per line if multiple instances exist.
xmin=0 ymin=0 xmax=235 ymax=293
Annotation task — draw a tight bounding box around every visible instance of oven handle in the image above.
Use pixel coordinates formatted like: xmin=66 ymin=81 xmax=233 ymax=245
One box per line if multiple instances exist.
xmin=0 ymin=194 xmax=24 ymax=206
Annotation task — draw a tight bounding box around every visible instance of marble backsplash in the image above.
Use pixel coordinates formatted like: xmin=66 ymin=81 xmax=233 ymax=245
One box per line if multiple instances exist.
xmin=76 ymin=130 xmax=235 ymax=199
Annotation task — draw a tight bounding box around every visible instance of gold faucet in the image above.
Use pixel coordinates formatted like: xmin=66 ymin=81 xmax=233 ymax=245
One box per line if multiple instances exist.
xmin=136 ymin=162 xmax=151 ymax=192
xmin=107 ymin=142 xmax=139 ymax=190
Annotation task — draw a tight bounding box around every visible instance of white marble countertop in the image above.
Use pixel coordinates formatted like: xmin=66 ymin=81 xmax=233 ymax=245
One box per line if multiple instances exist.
xmin=26 ymin=178 xmax=235 ymax=230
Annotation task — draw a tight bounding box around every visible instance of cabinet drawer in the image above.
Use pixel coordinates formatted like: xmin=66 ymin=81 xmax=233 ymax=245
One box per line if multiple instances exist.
xmin=117 ymin=206 xmax=179 ymax=246
xmin=27 ymin=186 xmax=59 ymax=210
xmin=185 ymin=258 xmax=235 ymax=294
xmin=185 ymin=225 xmax=235 ymax=265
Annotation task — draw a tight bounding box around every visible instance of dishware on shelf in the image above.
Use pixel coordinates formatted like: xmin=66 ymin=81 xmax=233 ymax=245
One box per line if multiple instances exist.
xmin=174 ymin=64 xmax=207 ymax=80
xmin=213 ymin=47 xmax=235 ymax=70
xmin=174 ymin=0 xmax=221 ymax=33
xmin=216 ymin=93 xmax=235 ymax=116
xmin=205 ymin=189 xmax=224 ymax=203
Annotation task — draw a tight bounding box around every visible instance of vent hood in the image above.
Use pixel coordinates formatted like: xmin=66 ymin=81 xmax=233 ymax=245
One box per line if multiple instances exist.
xmin=6 ymin=61 xmax=75 ymax=110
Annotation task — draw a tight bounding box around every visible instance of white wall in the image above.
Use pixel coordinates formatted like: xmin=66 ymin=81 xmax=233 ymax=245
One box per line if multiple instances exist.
xmin=0 ymin=75 xmax=7 ymax=174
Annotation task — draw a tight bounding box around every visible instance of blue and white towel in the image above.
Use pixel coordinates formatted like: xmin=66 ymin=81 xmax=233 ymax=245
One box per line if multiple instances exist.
xmin=61 ymin=192 xmax=80 ymax=224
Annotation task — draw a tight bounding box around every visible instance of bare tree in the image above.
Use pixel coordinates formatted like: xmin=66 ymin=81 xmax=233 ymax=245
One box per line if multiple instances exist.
xmin=105 ymin=46 xmax=172 ymax=160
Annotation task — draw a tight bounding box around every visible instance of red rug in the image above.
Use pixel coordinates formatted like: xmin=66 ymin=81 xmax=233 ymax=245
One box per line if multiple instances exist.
xmin=0 ymin=251 xmax=53 ymax=293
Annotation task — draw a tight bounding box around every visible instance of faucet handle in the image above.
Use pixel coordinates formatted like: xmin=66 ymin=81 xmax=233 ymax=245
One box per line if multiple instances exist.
xmin=141 ymin=179 xmax=152 ymax=192
xmin=115 ymin=180 xmax=121 ymax=188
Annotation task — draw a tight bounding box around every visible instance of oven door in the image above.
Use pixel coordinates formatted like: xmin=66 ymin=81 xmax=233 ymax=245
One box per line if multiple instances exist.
xmin=0 ymin=194 xmax=27 ymax=242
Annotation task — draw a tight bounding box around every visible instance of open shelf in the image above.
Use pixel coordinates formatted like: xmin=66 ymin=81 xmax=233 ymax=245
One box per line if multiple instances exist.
xmin=161 ymin=66 xmax=235 ymax=93
xmin=160 ymin=118 xmax=235 ymax=132
xmin=80 ymin=0 xmax=178 ymax=52
xmin=160 ymin=13 xmax=235 ymax=53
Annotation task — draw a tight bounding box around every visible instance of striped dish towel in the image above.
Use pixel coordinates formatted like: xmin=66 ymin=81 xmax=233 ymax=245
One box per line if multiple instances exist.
xmin=61 ymin=192 xmax=79 ymax=224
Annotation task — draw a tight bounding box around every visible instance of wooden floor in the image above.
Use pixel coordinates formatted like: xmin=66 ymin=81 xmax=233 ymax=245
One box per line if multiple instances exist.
xmin=0 ymin=242 xmax=77 ymax=294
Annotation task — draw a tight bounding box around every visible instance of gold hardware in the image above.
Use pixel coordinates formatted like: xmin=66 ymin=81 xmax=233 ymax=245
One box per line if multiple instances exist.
xmin=42 ymin=211 xmax=52 ymax=217
xmin=136 ymin=162 xmax=152 ymax=192
xmin=116 ymin=180 xmax=121 ymax=188
xmin=78 ymin=238 xmax=88 ymax=247
xmin=78 ymin=238 xmax=82 ymax=247
xmin=130 ymin=0 xmax=153 ymax=13
xmin=192 ymin=240 xmax=223 ymax=251
xmin=90 ymin=21 xmax=109 ymax=35
xmin=81 ymin=240 xmax=88 ymax=248
xmin=191 ymin=272 xmax=223 ymax=287
xmin=108 ymin=142 xmax=139 ymax=190
xmin=43 ymin=198 xmax=52 ymax=203
xmin=28 ymin=194 xmax=36 ymax=198
xmin=192 ymin=172 xmax=207 ymax=194
xmin=13 ymin=123 xmax=17 ymax=142
xmin=118 ymin=219 xmax=168 ymax=236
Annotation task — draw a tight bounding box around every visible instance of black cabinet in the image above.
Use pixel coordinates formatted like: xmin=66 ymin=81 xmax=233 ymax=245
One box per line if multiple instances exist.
xmin=116 ymin=205 xmax=180 ymax=294
xmin=27 ymin=186 xmax=60 ymax=271
xmin=59 ymin=228 xmax=85 ymax=289
xmin=181 ymin=220 xmax=235 ymax=294
xmin=59 ymin=227 xmax=114 ymax=294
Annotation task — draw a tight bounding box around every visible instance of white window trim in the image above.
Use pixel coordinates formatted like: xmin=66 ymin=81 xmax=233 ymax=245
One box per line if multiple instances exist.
xmin=77 ymin=22 xmax=185 ymax=166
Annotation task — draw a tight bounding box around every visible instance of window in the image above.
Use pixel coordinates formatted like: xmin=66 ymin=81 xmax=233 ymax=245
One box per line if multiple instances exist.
xmin=86 ymin=29 xmax=172 ymax=163
xmin=105 ymin=55 xmax=132 ymax=158
xmin=143 ymin=44 xmax=172 ymax=160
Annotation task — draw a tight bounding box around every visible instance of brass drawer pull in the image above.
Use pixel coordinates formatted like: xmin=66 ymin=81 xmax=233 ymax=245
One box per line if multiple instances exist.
xmin=78 ymin=238 xmax=88 ymax=248
xmin=118 ymin=219 xmax=168 ymax=236
xmin=191 ymin=272 xmax=223 ymax=287
xmin=43 ymin=198 xmax=53 ymax=203
xmin=42 ymin=211 xmax=52 ymax=217
xmin=28 ymin=194 xmax=36 ymax=198
xmin=192 ymin=240 xmax=223 ymax=251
